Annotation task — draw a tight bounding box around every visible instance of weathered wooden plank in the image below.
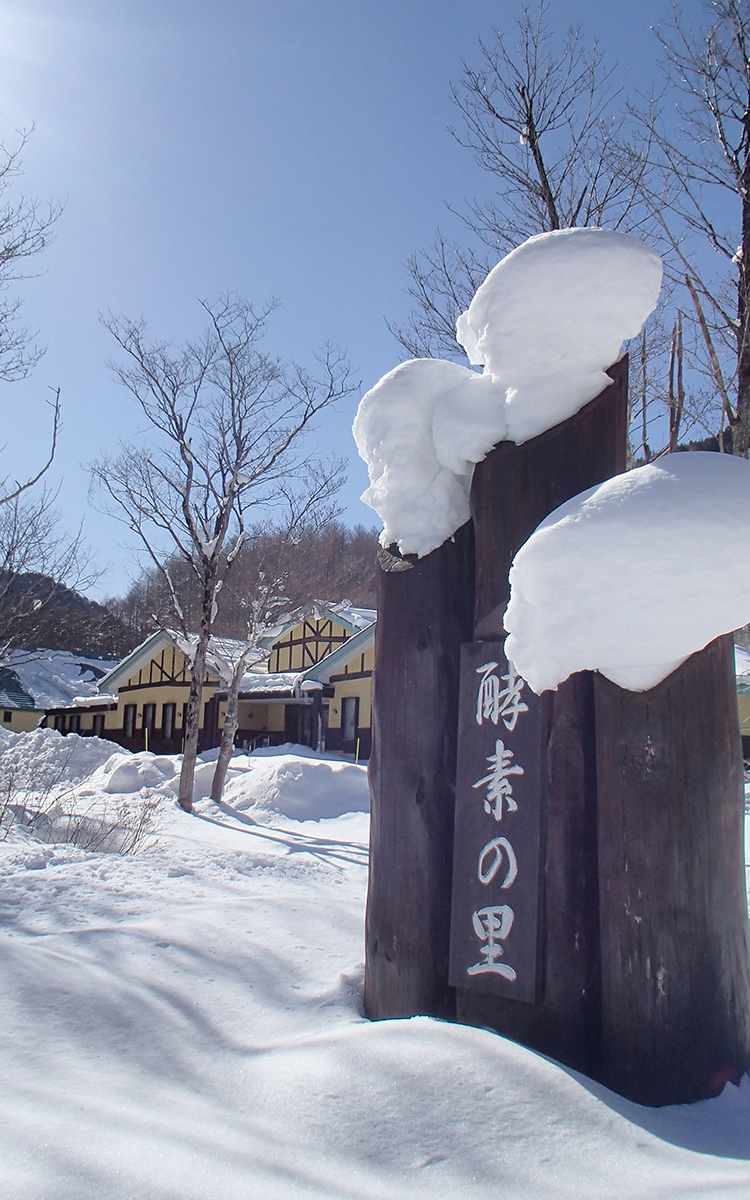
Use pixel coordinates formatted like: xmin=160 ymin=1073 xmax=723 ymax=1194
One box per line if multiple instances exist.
xmin=364 ymin=519 xmax=475 ymax=1021
xmin=595 ymin=634 xmax=750 ymax=1105
xmin=450 ymin=644 xmax=544 ymax=1004
xmin=454 ymin=358 xmax=627 ymax=1076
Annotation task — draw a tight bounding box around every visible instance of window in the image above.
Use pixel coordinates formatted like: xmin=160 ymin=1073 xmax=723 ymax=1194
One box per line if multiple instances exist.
xmin=162 ymin=702 xmax=176 ymax=740
xmin=92 ymin=714 xmax=105 ymax=738
xmin=2 ymin=711 xmax=11 ymax=723
xmin=54 ymin=713 xmax=65 ymax=732
xmin=123 ymin=704 xmax=136 ymax=739
xmin=67 ymin=713 xmax=81 ymax=734
xmin=143 ymin=704 xmax=156 ymax=733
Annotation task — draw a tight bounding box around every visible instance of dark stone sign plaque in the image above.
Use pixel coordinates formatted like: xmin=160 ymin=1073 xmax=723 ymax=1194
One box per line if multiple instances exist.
xmin=449 ymin=641 xmax=543 ymax=1003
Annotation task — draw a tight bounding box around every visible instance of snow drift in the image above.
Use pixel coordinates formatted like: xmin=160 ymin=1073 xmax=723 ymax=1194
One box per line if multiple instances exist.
xmin=1 ymin=729 xmax=750 ymax=1198
xmin=89 ymin=741 xmax=370 ymax=822
xmin=504 ymin=452 xmax=750 ymax=693
xmin=209 ymin=747 xmax=370 ymax=821
xmin=0 ymin=727 xmax=124 ymax=789
xmin=354 ymin=228 xmax=662 ymax=557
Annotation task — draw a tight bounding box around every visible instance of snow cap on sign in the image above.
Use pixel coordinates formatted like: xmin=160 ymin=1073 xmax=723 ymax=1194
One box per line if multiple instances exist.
xmin=353 ymin=228 xmax=662 ymax=558
xmin=456 ymin=229 xmax=663 ymax=444
xmin=503 ymin=452 xmax=750 ymax=694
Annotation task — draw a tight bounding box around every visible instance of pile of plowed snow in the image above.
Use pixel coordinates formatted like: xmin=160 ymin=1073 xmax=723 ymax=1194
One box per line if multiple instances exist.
xmin=206 ymin=747 xmax=369 ymax=821
xmin=0 ymin=727 xmax=124 ymax=788
xmin=0 ymin=730 xmax=369 ymax=822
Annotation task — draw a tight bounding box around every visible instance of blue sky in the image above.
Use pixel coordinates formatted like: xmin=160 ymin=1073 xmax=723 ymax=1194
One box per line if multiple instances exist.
xmin=0 ymin=0 xmax=668 ymax=599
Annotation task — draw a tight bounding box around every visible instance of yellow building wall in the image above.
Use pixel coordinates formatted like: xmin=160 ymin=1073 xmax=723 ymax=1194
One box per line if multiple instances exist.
xmin=327 ymin=642 xmax=374 ymax=730
xmin=738 ymin=692 xmax=750 ymax=736
xmin=115 ymin=687 xmax=216 ymax=730
xmin=114 ymin=641 xmax=222 ymax=732
xmin=70 ymin=710 xmax=116 ymax=733
xmin=328 ymin=676 xmax=372 ymax=729
xmin=0 ymin=709 xmax=42 ymax=733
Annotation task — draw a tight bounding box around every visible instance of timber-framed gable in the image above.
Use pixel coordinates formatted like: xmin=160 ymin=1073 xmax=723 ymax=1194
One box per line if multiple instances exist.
xmin=264 ymin=603 xmax=376 ymax=675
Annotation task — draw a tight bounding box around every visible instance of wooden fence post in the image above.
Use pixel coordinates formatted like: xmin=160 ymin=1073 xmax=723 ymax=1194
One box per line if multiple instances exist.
xmin=364 ymin=519 xmax=475 ymax=1021
xmin=453 ymin=359 xmax=627 ymax=1076
xmin=595 ymin=633 xmax=750 ymax=1105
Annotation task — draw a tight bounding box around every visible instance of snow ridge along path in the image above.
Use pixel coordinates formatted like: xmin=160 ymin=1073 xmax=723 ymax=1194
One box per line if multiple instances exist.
xmin=1 ymin=731 xmax=750 ymax=1198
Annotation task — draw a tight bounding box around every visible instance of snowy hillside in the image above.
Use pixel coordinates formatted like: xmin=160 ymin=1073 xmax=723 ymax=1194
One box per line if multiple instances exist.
xmin=1 ymin=731 xmax=750 ymax=1198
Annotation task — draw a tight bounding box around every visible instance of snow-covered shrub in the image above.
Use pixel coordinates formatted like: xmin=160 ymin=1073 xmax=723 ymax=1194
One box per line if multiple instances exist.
xmin=27 ymin=794 xmax=163 ymax=855
xmin=0 ymin=729 xmax=164 ymax=854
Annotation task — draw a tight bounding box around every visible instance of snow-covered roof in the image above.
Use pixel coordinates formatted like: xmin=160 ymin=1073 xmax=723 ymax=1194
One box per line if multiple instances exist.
xmin=0 ymin=650 xmax=118 ymax=711
xmin=99 ymin=629 xmax=269 ymax=694
xmin=66 ymin=694 xmax=119 ymax=709
xmin=259 ymin=602 xmax=376 ymax=648
xmin=173 ymin=632 xmax=267 ymax=684
xmin=97 ymin=608 xmax=378 ymax=701
xmin=235 ymin=670 xmax=306 ymax=698
xmin=354 ymin=228 xmax=662 ymax=558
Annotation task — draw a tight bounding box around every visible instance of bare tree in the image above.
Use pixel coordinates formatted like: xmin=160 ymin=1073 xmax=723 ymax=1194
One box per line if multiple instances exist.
xmin=208 ymin=564 xmax=290 ymax=803
xmin=0 ymin=478 xmax=98 ymax=655
xmin=0 ymin=127 xmax=63 ymax=498
xmin=0 ymin=127 xmax=87 ymax=651
xmin=0 ymin=127 xmax=60 ymax=384
xmin=390 ymin=1 xmax=653 ymax=361
xmin=0 ymin=387 xmax=61 ymax=507
xmin=634 ymin=0 xmax=750 ymax=455
xmin=91 ymin=294 xmax=355 ymax=812
xmin=106 ymin=520 xmax=380 ymax=648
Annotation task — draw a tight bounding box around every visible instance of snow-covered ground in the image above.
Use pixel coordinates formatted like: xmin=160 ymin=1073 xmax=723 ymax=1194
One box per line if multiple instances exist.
xmin=2 ymin=730 xmax=750 ymax=1199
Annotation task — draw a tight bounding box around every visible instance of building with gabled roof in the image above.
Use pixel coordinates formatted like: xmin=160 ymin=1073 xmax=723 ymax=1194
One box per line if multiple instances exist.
xmin=43 ymin=629 xmax=247 ymax=753
xmin=41 ymin=604 xmax=377 ymax=759
xmin=0 ymin=650 xmax=116 ymax=735
xmin=301 ymin=620 xmax=375 ymax=759
xmin=219 ymin=605 xmax=375 ymax=756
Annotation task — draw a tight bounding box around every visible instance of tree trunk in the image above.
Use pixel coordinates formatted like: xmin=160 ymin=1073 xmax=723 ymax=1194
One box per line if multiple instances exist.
xmin=454 ymin=358 xmax=627 ymax=1077
xmin=177 ymin=633 xmax=209 ymax=812
xmin=595 ymin=634 xmax=750 ymax=1105
xmin=210 ymin=670 xmax=242 ymax=801
xmin=364 ymin=520 xmax=475 ymax=1021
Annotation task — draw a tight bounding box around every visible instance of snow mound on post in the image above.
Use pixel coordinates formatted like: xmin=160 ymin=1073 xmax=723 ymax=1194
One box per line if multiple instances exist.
xmin=457 ymin=229 xmax=663 ymax=444
xmin=354 ymin=228 xmax=662 ymax=558
xmin=504 ymin=452 xmax=750 ymax=693
xmin=353 ymin=359 xmax=502 ymax=555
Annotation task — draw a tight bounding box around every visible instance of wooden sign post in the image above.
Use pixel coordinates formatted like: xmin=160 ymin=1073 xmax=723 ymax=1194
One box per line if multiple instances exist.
xmin=364 ymin=520 xmax=474 ymax=1022
xmin=365 ymin=352 xmax=750 ymax=1104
